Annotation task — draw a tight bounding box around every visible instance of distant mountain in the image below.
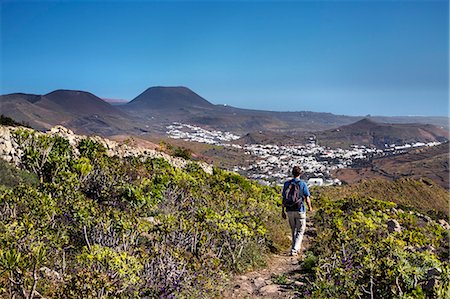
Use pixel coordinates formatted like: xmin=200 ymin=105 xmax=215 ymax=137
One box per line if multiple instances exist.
xmin=0 ymin=90 xmax=139 ymax=135
xmin=332 ymin=141 xmax=450 ymax=190
xmin=2 ymin=86 xmax=449 ymax=138
xmin=126 ymin=86 xmax=214 ymax=110
xmin=234 ymin=118 xmax=449 ymax=148
xmin=119 ymin=86 xmax=364 ymax=134
xmin=40 ymin=90 xmax=127 ymax=116
xmin=315 ymin=118 xmax=449 ymax=148
xmin=234 ymin=130 xmax=306 ymax=146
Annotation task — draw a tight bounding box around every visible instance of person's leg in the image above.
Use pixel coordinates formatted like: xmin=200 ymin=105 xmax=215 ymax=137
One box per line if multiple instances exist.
xmin=287 ymin=212 xmax=297 ymax=252
xmin=293 ymin=212 xmax=306 ymax=253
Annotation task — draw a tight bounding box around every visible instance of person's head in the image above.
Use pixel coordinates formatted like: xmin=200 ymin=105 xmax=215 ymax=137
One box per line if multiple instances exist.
xmin=292 ymin=166 xmax=301 ymax=178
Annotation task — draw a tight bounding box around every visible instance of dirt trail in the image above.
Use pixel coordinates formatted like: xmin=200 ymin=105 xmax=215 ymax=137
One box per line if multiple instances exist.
xmin=223 ymin=222 xmax=315 ymax=298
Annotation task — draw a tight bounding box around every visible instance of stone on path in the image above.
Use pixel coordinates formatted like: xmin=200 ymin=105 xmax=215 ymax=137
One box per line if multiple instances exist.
xmin=259 ymin=284 xmax=280 ymax=295
xmin=253 ymin=277 xmax=267 ymax=289
xmin=234 ymin=281 xmax=253 ymax=294
xmin=236 ymin=275 xmax=248 ymax=281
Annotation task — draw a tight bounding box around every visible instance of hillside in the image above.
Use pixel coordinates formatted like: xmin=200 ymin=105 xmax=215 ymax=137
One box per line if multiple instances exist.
xmin=333 ymin=142 xmax=450 ymax=189
xmin=314 ymin=177 xmax=449 ymax=217
xmin=315 ymin=118 xmax=449 ymax=148
xmin=0 ymin=125 xmax=288 ymax=298
xmin=0 ymin=125 xmax=448 ymax=298
xmin=234 ymin=130 xmax=309 ymax=146
xmin=0 ymin=91 xmax=143 ymax=136
xmin=233 ymin=118 xmax=448 ymax=149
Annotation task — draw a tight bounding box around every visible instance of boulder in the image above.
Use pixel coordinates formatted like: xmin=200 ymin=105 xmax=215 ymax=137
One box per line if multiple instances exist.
xmin=253 ymin=277 xmax=266 ymax=289
xmin=39 ymin=266 xmax=62 ymax=281
xmin=236 ymin=275 xmax=248 ymax=281
xmin=438 ymin=219 xmax=450 ymax=230
xmin=387 ymin=219 xmax=402 ymax=233
xmin=259 ymin=284 xmax=280 ymax=295
xmin=234 ymin=281 xmax=253 ymax=294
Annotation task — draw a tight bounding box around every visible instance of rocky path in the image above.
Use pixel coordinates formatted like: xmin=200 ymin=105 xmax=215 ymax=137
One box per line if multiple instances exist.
xmin=223 ymin=222 xmax=316 ymax=298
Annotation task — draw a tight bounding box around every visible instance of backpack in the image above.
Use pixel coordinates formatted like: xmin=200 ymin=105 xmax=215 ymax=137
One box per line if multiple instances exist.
xmin=283 ymin=180 xmax=303 ymax=208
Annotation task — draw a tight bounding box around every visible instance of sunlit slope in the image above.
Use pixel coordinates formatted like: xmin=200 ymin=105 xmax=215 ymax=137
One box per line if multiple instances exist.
xmin=314 ymin=177 xmax=449 ymax=216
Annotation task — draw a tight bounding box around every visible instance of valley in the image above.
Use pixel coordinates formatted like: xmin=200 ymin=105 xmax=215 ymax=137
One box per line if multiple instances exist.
xmin=165 ymin=121 xmax=448 ymax=188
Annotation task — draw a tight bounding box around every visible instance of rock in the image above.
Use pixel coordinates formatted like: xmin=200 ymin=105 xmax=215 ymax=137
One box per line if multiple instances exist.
xmin=427 ymin=267 xmax=441 ymax=277
xmin=39 ymin=266 xmax=62 ymax=281
xmin=0 ymin=125 xmax=214 ymax=174
xmin=142 ymin=217 xmax=160 ymax=225
xmin=387 ymin=219 xmax=402 ymax=233
xmin=236 ymin=275 xmax=248 ymax=281
xmin=234 ymin=281 xmax=253 ymax=294
xmin=417 ymin=214 xmax=432 ymax=223
xmin=438 ymin=219 xmax=450 ymax=230
xmin=404 ymin=245 xmax=415 ymax=252
xmin=419 ymin=245 xmax=436 ymax=253
xmin=259 ymin=284 xmax=280 ymax=295
xmin=294 ymin=281 xmax=305 ymax=287
xmin=253 ymin=277 xmax=267 ymax=289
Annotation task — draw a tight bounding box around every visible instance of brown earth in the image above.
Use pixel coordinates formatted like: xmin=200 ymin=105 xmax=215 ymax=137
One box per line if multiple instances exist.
xmin=315 ymin=118 xmax=449 ymax=149
xmin=222 ymin=221 xmax=315 ymax=298
xmin=332 ymin=142 xmax=449 ymax=189
xmin=314 ymin=178 xmax=449 ymax=217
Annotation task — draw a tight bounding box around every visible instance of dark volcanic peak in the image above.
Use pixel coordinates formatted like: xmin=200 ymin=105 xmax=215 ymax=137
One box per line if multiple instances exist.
xmin=127 ymin=86 xmax=214 ymax=109
xmin=1 ymin=93 xmax=42 ymax=104
xmin=349 ymin=118 xmax=378 ymax=128
xmin=41 ymin=89 xmax=123 ymax=116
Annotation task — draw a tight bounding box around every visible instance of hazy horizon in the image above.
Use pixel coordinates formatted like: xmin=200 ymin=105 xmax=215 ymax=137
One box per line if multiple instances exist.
xmin=1 ymin=0 xmax=448 ymax=117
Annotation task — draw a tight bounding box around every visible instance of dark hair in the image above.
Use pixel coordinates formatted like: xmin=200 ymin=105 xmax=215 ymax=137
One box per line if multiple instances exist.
xmin=292 ymin=166 xmax=301 ymax=177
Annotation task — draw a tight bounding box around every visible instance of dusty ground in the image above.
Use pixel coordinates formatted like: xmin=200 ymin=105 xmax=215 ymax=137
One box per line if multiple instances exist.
xmin=222 ymin=222 xmax=315 ymax=299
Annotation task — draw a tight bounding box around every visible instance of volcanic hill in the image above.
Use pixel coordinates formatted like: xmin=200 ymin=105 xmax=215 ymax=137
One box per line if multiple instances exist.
xmin=332 ymin=141 xmax=450 ymax=189
xmin=126 ymin=86 xmax=215 ymax=110
xmin=0 ymin=90 xmax=138 ymax=135
xmin=2 ymin=86 xmax=450 ymax=138
xmin=314 ymin=118 xmax=449 ymax=148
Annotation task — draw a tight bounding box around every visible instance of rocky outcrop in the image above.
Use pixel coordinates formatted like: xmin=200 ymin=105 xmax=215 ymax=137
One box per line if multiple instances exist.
xmin=0 ymin=125 xmax=213 ymax=174
xmin=387 ymin=219 xmax=402 ymax=233
xmin=438 ymin=219 xmax=450 ymax=230
xmin=0 ymin=126 xmax=20 ymax=164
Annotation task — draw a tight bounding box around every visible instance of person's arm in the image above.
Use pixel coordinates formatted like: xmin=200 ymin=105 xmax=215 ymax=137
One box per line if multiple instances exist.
xmin=305 ymin=196 xmax=313 ymax=212
xmin=302 ymin=182 xmax=313 ymax=212
xmin=281 ymin=183 xmax=287 ymax=218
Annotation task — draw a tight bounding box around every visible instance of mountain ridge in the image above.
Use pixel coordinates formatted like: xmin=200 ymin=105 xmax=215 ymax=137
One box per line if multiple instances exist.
xmin=2 ymin=87 xmax=449 ymax=138
xmin=315 ymin=117 xmax=449 ymax=148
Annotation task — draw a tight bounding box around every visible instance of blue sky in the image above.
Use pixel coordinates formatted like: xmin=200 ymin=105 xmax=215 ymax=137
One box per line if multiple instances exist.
xmin=1 ymin=0 xmax=448 ymax=116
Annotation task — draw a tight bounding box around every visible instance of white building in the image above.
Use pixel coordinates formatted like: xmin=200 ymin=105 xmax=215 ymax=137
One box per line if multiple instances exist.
xmin=307 ymin=178 xmax=324 ymax=186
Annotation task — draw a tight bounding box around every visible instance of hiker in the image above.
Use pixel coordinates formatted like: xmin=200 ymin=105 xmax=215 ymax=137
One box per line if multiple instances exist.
xmin=281 ymin=166 xmax=313 ymax=256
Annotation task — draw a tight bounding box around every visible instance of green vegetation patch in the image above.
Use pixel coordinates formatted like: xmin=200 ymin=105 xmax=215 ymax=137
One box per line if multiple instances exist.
xmin=297 ymin=195 xmax=450 ymax=298
xmin=0 ymin=128 xmax=289 ymax=298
